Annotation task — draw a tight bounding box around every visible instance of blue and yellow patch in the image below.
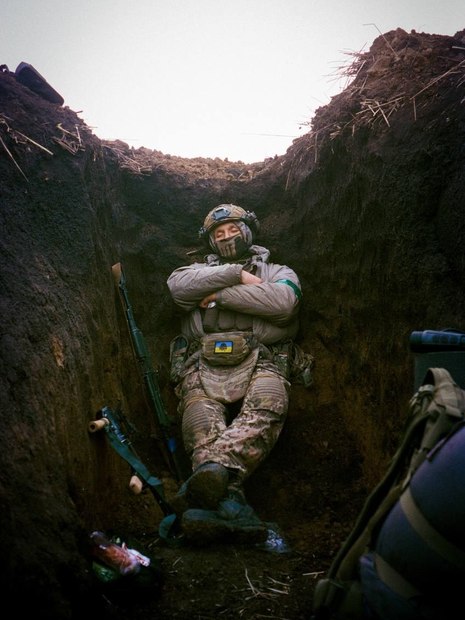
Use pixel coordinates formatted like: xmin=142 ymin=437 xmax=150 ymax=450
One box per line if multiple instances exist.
xmin=214 ymin=340 xmax=233 ymax=354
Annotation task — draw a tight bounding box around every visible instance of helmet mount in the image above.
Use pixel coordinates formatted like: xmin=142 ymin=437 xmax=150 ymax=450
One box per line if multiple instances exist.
xmin=198 ymin=204 xmax=260 ymax=242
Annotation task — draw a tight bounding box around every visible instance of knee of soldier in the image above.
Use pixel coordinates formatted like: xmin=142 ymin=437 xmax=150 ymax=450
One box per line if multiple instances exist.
xmin=182 ymin=396 xmax=224 ymax=433
xmin=247 ymin=369 xmax=289 ymax=414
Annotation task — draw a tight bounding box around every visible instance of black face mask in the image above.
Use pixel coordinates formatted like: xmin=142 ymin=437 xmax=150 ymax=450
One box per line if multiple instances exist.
xmin=215 ymin=233 xmax=250 ymax=259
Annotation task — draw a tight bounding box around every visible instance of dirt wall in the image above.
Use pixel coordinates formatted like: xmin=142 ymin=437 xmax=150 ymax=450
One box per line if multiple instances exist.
xmin=1 ymin=28 xmax=464 ymax=618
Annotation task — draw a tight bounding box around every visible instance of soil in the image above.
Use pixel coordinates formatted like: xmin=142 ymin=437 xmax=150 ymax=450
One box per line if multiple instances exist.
xmin=1 ymin=27 xmax=465 ymax=620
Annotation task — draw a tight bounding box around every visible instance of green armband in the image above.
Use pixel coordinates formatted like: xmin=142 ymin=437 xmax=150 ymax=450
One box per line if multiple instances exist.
xmin=275 ymin=279 xmax=302 ymax=300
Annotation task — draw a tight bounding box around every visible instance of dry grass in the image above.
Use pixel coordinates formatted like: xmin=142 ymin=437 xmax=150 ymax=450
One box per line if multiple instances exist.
xmin=0 ymin=112 xmax=56 ymax=181
xmin=52 ymin=122 xmax=85 ymax=154
xmin=285 ymin=39 xmax=465 ymax=185
xmin=0 ymin=112 xmax=93 ymax=182
xmin=102 ymin=142 xmax=153 ymax=175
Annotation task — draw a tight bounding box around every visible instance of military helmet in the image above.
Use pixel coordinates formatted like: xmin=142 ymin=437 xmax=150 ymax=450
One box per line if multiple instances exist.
xmin=198 ymin=204 xmax=260 ymax=241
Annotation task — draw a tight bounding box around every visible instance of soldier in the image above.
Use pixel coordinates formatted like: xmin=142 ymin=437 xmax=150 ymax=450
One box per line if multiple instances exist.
xmin=166 ymin=203 xmax=303 ymax=542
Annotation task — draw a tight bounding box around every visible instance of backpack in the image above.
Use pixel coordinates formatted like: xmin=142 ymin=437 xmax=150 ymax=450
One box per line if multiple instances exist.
xmin=311 ymin=367 xmax=465 ymax=619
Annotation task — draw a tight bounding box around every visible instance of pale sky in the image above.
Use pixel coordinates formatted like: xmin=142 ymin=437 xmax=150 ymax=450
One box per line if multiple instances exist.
xmin=2 ymin=1 xmax=464 ymax=163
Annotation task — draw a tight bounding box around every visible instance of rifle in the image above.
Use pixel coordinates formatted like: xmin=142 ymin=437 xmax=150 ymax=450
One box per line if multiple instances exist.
xmin=111 ymin=262 xmax=184 ymax=482
xmin=89 ymin=405 xmax=182 ymax=541
xmin=89 ymin=405 xmax=171 ymax=513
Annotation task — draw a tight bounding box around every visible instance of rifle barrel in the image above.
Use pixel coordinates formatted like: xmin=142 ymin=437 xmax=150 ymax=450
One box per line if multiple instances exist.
xmin=112 ymin=262 xmax=183 ymax=481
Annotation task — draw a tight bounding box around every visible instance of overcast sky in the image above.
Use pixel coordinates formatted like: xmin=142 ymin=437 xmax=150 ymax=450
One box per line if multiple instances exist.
xmin=3 ymin=1 xmax=464 ymax=163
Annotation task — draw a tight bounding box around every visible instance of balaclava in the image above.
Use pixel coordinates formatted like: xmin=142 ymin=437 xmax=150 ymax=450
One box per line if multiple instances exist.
xmin=209 ymin=220 xmax=253 ymax=260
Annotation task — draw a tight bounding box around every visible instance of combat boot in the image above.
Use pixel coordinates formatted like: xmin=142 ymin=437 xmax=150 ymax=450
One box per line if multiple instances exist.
xmin=170 ymin=462 xmax=229 ymax=515
xmin=181 ymin=496 xmax=269 ymax=544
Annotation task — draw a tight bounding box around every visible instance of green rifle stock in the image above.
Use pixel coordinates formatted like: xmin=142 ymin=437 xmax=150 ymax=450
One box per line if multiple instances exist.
xmin=112 ymin=262 xmax=184 ymax=481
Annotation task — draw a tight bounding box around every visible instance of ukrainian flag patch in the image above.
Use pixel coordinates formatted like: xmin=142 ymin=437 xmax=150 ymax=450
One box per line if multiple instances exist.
xmin=214 ymin=340 xmax=233 ymax=354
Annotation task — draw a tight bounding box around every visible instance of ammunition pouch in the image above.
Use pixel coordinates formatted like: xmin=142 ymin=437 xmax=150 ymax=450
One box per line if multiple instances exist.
xmin=169 ymin=335 xmax=189 ymax=384
xmin=170 ymin=334 xmax=315 ymax=389
xmin=268 ymin=340 xmax=315 ymax=387
xmin=201 ymin=331 xmax=257 ymax=367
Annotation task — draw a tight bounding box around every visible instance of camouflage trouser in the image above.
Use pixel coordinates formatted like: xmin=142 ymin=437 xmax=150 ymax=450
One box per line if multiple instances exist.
xmin=176 ymin=358 xmax=290 ymax=481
